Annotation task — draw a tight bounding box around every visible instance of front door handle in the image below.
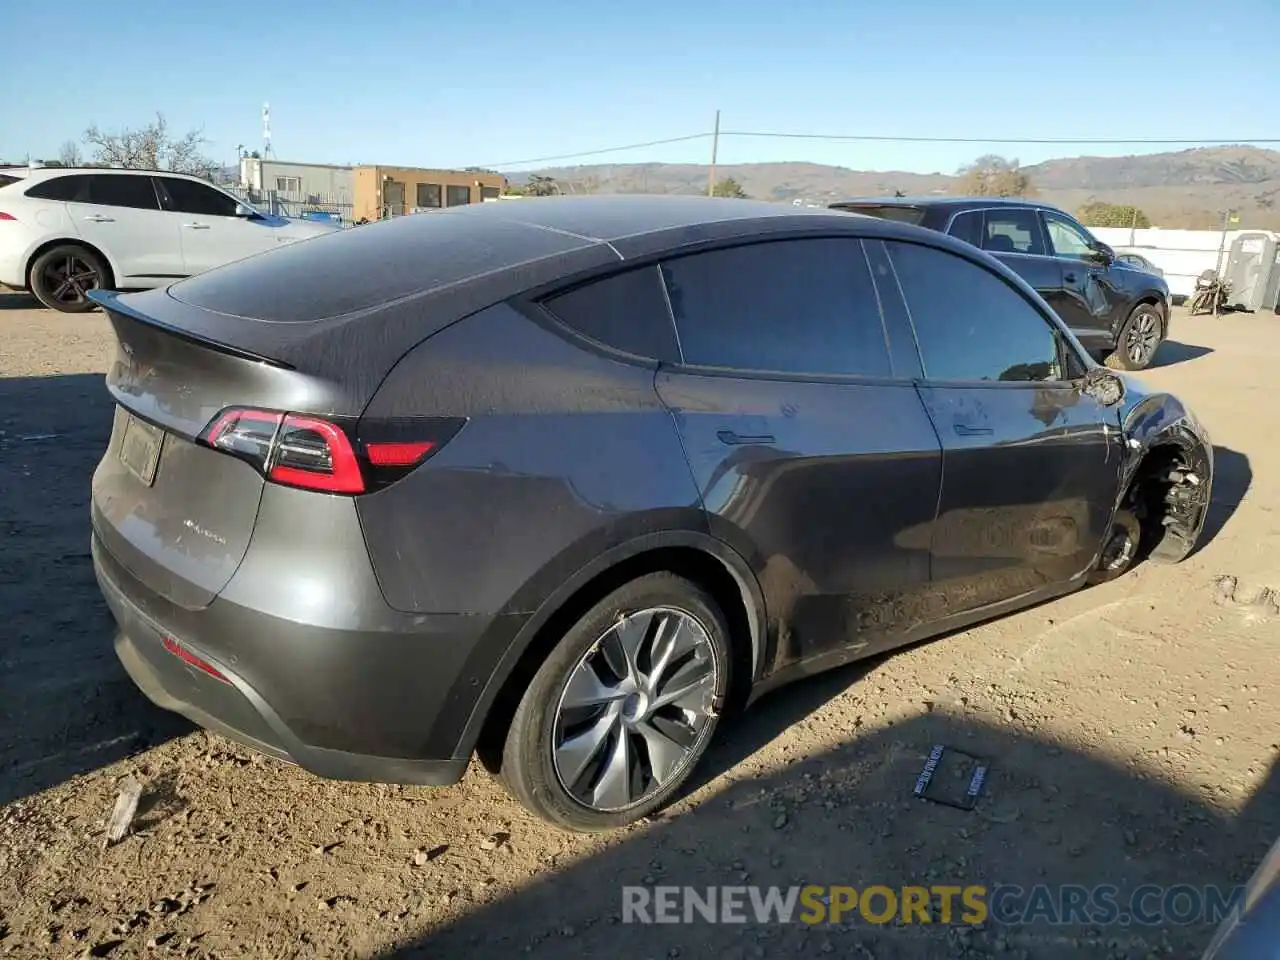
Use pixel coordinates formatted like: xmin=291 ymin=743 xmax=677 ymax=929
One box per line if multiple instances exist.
xmin=182 ymin=222 xmax=211 ymax=230
xmin=953 ymin=424 xmax=994 ymax=437
xmin=83 ymin=214 xmax=114 ymax=223
xmin=717 ymin=429 xmax=776 ymax=446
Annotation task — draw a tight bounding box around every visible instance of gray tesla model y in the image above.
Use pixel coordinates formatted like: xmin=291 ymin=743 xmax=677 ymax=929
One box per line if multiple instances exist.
xmin=89 ymin=195 xmax=1213 ymax=831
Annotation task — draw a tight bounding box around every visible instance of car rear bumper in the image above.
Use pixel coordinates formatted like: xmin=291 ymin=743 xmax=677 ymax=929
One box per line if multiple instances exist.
xmin=0 ymin=246 xmax=27 ymax=289
xmin=92 ymin=526 xmax=528 ymax=787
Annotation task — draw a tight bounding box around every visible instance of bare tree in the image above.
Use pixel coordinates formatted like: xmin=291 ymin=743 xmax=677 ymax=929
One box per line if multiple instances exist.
xmin=83 ymin=113 xmax=215 ymax=177
xmin=954 ymin=155 xmax=1034 ymax=198
xmin=58 ymin=141 xmax=83 ymax=167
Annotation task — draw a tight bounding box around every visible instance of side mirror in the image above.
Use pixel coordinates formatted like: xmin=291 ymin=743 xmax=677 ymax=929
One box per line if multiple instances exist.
xmin=1082 ymin=368 xmax=1125 ymax=407
xmin=1090 ymin=241 xmax=1115 ymax=265
xmin=234 ymin=203 xmax=256 ymax=218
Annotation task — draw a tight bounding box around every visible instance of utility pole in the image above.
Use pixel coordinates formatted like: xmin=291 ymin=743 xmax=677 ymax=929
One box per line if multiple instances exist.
xmin=707 ymin=110 xmax=720 ymax=197
xmin=1213 ymin=208 xmax=1236 ymax=279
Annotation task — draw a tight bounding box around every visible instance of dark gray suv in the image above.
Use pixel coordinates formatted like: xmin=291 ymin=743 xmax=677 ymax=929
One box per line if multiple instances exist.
xmin=90 ymin=196 xmax=1212 ymax=831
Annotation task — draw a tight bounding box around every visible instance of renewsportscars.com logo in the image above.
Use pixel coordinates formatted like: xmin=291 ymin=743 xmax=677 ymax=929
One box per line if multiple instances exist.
xmin=622 ymin=884 xmax=1245 ymax=927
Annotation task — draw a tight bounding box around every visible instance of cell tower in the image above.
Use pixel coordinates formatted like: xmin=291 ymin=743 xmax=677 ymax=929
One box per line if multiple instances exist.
xmin=262 ymin=102 xmax=273 ymax=158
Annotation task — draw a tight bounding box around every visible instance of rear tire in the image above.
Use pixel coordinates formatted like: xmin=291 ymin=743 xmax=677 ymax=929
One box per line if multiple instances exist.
xmin=1104 ymin=304 xmax=1163 ymax=371
xmin=28 ymin=244 xmax=108 ymax=313
xmin=499 ymin=573 xmax=732 ymax=832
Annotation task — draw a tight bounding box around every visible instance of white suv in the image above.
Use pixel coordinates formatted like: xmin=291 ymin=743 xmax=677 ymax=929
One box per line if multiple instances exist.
xmin=0 ymin=168 xmax=339 ymax=312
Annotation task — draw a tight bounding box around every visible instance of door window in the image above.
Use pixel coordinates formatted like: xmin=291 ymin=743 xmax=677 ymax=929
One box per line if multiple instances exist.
xmin=1043 ymin=212 xmax=1096 ymax=260
xmin=543 ymin=266 xmax=680 ymax=362
xmin=980 ymin=208 xmax=1046 ymax=256
xmin=86 ymin=175 xmax=160 ymax=210
xmin=157 ymin=178 xmax=239 ymax=217
xmin=947 ymin=211 xmax=983 ymax=247
xmin=661 ymin=239 xmax=892 ymax=377
xmin=886 ymin=241 xmax=1062 ymax=383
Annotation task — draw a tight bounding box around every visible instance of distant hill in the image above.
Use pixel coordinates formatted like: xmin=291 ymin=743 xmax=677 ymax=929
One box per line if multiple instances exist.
xmin=515 ymin=146 xmax=1280 ymax=230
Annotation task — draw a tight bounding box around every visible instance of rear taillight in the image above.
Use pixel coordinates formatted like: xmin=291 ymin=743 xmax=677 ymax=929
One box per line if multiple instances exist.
xmin=0 ymin=212 xmax=15 ymax=222
xmin=199 ymin=407 xmax=462 ymax=494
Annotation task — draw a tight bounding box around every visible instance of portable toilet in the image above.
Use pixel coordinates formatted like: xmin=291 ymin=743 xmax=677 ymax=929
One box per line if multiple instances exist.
xmin=1222 ymin=231 xmax=1280 ymax=311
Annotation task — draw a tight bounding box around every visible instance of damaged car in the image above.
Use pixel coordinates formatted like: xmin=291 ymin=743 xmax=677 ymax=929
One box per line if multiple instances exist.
xmin=88 ymin=195 xmax=1213 ymax=831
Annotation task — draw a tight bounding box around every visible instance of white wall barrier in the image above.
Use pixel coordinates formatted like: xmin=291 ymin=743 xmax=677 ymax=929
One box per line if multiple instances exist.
xmin=1092 ymin=227 xmax=1279 ymax=300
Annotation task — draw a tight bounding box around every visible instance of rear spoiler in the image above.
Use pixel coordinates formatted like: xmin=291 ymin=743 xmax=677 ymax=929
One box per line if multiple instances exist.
xmin=88 ymin=290 xmax=295 ymax=370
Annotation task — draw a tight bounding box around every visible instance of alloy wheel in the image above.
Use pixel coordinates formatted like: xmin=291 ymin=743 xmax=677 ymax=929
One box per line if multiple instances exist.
xmin=1126 ymin=311 xmax=1161 ymax=365
xmin=552 ymin=606 xmax=720 ymax=813
xmin=43 ymin=254 xmax=100 ymax=305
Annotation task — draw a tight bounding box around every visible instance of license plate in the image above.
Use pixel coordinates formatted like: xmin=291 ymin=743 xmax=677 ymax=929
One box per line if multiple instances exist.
xmin=119 ymin=413 xmax=164 ymax=486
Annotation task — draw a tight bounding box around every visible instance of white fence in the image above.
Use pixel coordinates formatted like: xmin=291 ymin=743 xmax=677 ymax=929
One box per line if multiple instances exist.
xmin=1092 ymin=226 xmax=1279 ymax=300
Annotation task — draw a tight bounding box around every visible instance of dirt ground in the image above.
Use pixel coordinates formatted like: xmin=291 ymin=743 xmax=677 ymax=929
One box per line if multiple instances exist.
xmin=0 ymin=290 xmax=1276 ymax=960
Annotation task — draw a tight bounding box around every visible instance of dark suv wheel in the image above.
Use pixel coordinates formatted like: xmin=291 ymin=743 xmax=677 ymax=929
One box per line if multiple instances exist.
xmin=1106 ymin=303 xmax=1163 ymax=371
xmin=498 ymin=573 xmax=732 ymax=832
xmin=29 ymin=244 xmax=107 ymax=313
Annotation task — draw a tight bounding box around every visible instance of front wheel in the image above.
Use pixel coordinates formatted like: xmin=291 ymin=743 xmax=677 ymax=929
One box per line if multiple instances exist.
xmin=1104 ymin=304 xmax=1163 ymax=371
xmin=28 ymin=245 xmax=108 ymax=313
xmin=499 ymin=573 xmax=732 ymax=832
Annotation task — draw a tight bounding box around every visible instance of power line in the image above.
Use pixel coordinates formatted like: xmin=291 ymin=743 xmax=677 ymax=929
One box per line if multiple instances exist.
xmin=484 ymin=130 xmax=1280 ymax=172
xmin=721 ymin=131 xmax=1280 ymax=146
xmin=484 ymin=133 xmax=710 ymax=170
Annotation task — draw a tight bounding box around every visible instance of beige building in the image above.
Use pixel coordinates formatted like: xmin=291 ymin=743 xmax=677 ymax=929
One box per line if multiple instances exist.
xmin=353 ymin=166 xmax=507 ymax=221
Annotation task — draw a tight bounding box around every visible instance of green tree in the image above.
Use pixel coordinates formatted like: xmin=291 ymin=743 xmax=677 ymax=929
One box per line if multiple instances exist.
xmin=953 ymin=155 xmax=1033 ymax=198
xmin=523 ymin=174 xmax=559 ymax=197
xmin=712 ymin=177 xmax=748 ymax=199
xmin=1076 ymin=201 xmax=1152 ymax=228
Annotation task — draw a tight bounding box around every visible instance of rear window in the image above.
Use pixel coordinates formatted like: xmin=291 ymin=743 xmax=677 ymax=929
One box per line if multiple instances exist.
xmin=170 ymin=208 xmax=598 ymax=323
xmin=832 ymin=204 xmax=926 ymax=226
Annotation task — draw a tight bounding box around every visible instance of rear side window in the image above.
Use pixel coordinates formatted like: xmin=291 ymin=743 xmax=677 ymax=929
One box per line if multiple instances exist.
xmin=543 ymin=265 xmax=679 ymax=362
xmin=87 ymin=175 xmax=160 ymax=210
xmin=0 ymin=174 xmax=20 ymax=189
xmin=947 ymin=211 xmax=983 ymax=247
xmin=981 ymin=208 xmax=1046 ymax=256
xmin=25 ymin=174 xmax=92 ymax=202
xmin=886 ymin=241 xmax=1060 ymax=383
xmin=157 ymin=177 xmax=238 ymax=217
xmin=661 ymin=239 xmax=892 ymax=378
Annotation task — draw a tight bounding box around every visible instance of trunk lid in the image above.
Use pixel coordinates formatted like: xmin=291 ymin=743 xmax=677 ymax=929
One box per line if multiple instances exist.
xmin=90 ymin=291 xmax=369 ymax=609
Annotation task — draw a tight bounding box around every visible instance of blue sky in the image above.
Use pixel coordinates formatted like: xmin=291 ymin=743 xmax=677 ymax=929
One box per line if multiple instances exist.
xmin=3 ymin=0 xmax=1277 ymax=175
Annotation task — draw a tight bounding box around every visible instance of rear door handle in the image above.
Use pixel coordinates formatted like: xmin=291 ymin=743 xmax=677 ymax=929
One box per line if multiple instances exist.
xmin=182 ymin=222 xmax=211 ymax=230
xmin=1064 ymin=272 xmax=1077 ymax=283
xmin=953 ymin=424 xmax=994 ymax=437
xmin=83 ymin=215 xmax=114 ymax=223
xmin=717 ymin=429 xmax=775 ymax=446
